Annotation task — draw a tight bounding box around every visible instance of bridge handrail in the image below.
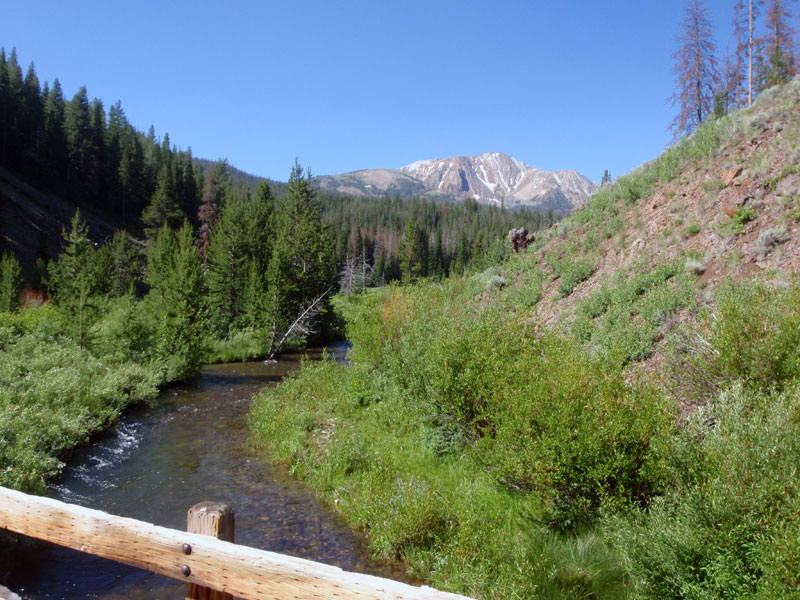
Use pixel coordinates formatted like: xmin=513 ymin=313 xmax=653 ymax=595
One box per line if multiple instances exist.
xmin=0 ymin=486 xmax=472 ymax=600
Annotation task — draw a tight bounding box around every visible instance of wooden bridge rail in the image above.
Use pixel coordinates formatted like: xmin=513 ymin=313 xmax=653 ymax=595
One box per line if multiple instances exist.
xmin=0 ymin=486 xmax=472 ymax=600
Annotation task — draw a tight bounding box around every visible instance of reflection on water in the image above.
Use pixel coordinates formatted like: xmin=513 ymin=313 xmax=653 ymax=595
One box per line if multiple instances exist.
xmin=12 ymin=343 xmax=409 ymax=599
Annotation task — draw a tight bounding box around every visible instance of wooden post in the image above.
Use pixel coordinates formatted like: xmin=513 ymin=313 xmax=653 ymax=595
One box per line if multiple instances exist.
xmin=186 ymin=502 xmax=235 ymax=600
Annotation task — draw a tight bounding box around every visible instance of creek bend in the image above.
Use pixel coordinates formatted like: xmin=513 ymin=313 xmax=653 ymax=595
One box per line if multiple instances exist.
xmin=12 ymin=343 xmax=408 ymax=599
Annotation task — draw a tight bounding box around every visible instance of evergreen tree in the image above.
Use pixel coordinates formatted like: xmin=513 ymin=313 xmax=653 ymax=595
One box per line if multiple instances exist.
xmin=118 ymin=124 xmax=147 ymax=227
xmin=144 ymin=221 xmax=205 ymax=381
xmin=670 ymin=0 xmax=719 ymax=139
xmin=47 ymin=210 xmax=103 ymax=349
xmin=106 ymin=101 xmax=126 ymax=215
xmin=21 ymin=63 xmax=44 ymax=172
xmin=106 ymin=230 xmax=142 ymax=296
xmin=32 ymin=231 xmax=50 ymax=292
xmin=88 ymin=97 xmax=108 ymax=205
xmin=196 ymin=167 xmax=218 ymax=258
xmin=206 ymin=180 xmax=275 ymax=333
xmin=400 ymin=215 xmax=429 ymax=282
xmin=452 ymin=229 xmax=472 ymax=276
xmin=0 ymin=49 xmax=8 ymax=165
xmin=266 ymin=161 xmax=334 ymax=350
xmin=65 ymin=86 xmax=93 ymax=193
xmin=43 ymin=79 xmax=68 ymax=187
xmin=177 ymin=149 xmax=199 ymax=219
xmin=141 ymin=161 xmax=183 ymax=239
xmin=3 ymin=49 xmax=24 ymax=170
xmin=0 ymin=251 xmax=22 ymax=312
xmin=430 ymin=224 xmax=445 ymax=278
xmin=205 ymin=193 xmax=249 ymax=331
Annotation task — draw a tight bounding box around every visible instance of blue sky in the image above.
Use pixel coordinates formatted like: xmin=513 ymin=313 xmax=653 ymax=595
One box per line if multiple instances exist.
xmin=2 ymin=1 xmax=741 ymax=183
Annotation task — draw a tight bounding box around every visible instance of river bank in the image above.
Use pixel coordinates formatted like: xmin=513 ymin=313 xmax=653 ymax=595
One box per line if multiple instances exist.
xmin=8 ymin=346 xmax=412 ymax=598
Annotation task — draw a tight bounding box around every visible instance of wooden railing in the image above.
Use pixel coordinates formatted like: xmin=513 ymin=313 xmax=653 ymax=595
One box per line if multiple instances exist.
xmin=0 ymin=486 xmax=472 ymax=600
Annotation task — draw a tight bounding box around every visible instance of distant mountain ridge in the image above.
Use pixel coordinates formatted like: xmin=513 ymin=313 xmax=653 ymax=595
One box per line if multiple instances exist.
xmin=314 ymin=152 xmax=598 ymax=214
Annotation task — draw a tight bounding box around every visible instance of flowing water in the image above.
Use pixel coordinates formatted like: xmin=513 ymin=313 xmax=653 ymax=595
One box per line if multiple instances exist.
xmin=11 ymin=343 xmax=408 ymax=599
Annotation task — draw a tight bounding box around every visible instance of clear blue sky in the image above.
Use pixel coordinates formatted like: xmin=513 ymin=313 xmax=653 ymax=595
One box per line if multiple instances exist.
xmin=2 ymin=1 xmax=739 ymax=183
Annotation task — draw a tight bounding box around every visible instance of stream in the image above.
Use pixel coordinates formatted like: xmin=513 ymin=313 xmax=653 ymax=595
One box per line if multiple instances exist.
xmin=10 ymin=343 xmax=408 ymax=599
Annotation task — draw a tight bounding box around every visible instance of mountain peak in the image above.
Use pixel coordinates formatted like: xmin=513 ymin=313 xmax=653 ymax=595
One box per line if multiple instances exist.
xmin=399 ymin=152 xmax=597 ymax=213
xmin=315 ymin=153 xmax=597 ymax=215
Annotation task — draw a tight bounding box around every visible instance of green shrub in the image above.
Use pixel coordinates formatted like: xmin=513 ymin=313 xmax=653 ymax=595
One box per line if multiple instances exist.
xmin=612 ymin=383 xmax=800 ymax=598
xmin=483 ymin=333 xmax=672 ymax=531
xmin=503 ymin=269 xmax=544 ymax=309
xmin=573 ymin=262 xmax=696 ymax=364
xmin=547 ymin=251 xmax=594 ymax=297
xmin=0 ymin=326 xmax=159 ymax=493
xmin=668 ymin=280 xmax=800 ymax=404
xmin=729 ymin=205 xmax=757 ymax=235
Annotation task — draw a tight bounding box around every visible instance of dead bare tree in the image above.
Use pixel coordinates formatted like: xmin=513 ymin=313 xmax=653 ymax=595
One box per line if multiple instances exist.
xmin=670 ymin=0 xmax=719 ymax=139
xmin=266 ymin=286 xmax=333 ymax=360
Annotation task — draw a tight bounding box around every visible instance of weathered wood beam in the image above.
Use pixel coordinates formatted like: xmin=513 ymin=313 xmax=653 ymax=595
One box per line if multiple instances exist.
xmin=186 ymin=502 xmax=235 ymax=600
xmin=0 ymin=486 xmax=472 ymax=599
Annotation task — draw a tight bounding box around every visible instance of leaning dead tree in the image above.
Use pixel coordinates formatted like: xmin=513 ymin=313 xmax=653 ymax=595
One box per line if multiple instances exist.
xmin=266 ymin=286 xmax=333 ymax=360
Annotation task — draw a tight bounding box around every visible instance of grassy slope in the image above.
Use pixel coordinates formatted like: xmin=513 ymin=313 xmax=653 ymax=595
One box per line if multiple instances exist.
xmin=251 ymin=78 xmax=800 ymax=599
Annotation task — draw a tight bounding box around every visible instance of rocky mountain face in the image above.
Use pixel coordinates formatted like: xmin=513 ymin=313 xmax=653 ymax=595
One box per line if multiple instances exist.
xmin=314 ymin=152 xmax=598 ymax=215
xmin=400 ymin=152 xmax=598 ymax=213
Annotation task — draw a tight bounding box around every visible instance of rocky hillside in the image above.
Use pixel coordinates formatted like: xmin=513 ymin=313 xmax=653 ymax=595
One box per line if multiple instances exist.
xmin=492 ymin=77 xmax=800 ymax=408
xmin=314 ymin=152 xmax=598 ymax=214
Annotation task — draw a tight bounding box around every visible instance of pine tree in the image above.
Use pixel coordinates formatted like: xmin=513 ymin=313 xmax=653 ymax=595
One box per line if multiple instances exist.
xmin=141 ymin=161 xmax=183 ymax=239
xmin=3 ymin=49 xmax=25 ymax=170
xmin=177 ymin=149 xmax=199 ymax=219
xmin=670 ymin=0 xmax=719 ymax=139
xmin=205 ymin=194 xmax=248 ymax=331
xmin=266 ymin=161 xmax=334 ymax=351
xmin=430 ymin=224 xmax=445 ymax=279
xmin=88 ymin=97 xmax=108 ymax=205
xmin=47 ymin=210 xmax=103 ymax=349
xmin=452 ymin=229 xmax=471 ymax=276
xmin=144 ymin=221 xmax=205 ymax=381
xmin=106 ymin=230 xmax=142 ymax=296
xmin=65 ymin=86 xmax=93 ymax=194
xmin=21 ymin=63 xmax=44 ymax=172
xmin=196 ymin=167 xmax=218 ymax=258
xmin=400 ymin=215 xmax=429 ymax=282
xmin=206 ymin=180 xmax=275 ymax=333
xmin=43 ymin=79 xmax=68 ymax=187
xmin=118 ymin=125 xmax=148 ymax=226
xmin=0 ymin=49 xmax=8 ymax=165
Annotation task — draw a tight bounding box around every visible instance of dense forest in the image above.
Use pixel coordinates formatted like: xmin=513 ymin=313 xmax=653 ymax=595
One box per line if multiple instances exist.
xmin=0 ymin=46 xmax=553 ymax=292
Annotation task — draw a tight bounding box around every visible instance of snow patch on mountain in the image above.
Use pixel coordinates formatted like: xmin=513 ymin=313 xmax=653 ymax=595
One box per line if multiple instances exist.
xmin=313 ymin=152 xmax=598 ymax=215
